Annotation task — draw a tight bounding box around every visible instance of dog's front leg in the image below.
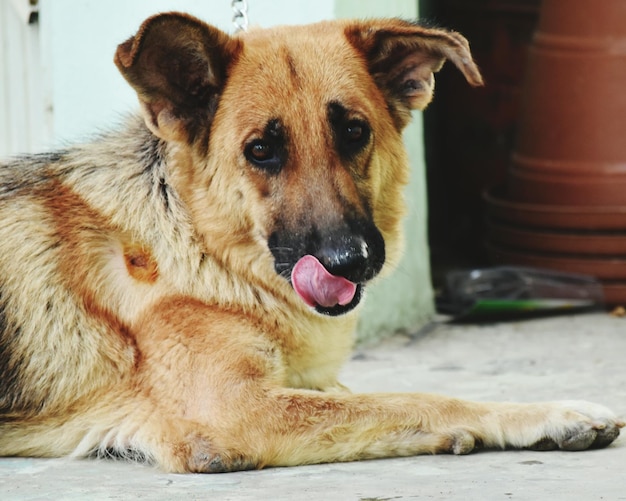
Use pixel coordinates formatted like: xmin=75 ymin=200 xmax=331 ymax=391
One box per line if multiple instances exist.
xmin=130 ymin=299 xmax=623 ymax=472
xmin=128 ymin=389 xmax=622 ymax=472
xmin=207 ymin=390 xmax=622 ymax=470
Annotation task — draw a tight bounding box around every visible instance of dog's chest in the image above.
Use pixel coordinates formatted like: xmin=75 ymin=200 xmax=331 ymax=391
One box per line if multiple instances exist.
xmin=279 ymin=315 xmax=357 ymax=391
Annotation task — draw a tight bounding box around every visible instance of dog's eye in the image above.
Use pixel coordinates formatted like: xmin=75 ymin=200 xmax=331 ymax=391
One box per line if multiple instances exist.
xmin=340 ymin=120 xmax=370 ymax=157
xmin=249 ymin=141 xmax=274 ymax=161
xmin=344 ymin=122 xmax=366 ymax=142
xmin=327 ymin=102 xmax=372 ymax=160
xmin=244 ymin=139 xmax=282 ymax=173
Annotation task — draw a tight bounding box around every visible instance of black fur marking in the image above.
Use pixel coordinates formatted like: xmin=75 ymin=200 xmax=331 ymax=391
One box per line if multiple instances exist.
xmin=0 ymin=151 xmax=68 ymax=197
xmin=159 ymin=177 xmax=170 ymax=212
xmin=136 ymin=133 xmax=172 ymax=212
xmin=284 ymin=50 xmax=303 ymax=90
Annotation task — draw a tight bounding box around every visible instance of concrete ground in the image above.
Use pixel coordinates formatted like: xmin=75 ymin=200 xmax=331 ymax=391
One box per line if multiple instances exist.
xmin=1 ymin=312 xmax=625 ymax=500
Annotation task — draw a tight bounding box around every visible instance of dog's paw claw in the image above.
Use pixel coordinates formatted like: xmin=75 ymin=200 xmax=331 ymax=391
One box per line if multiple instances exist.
xmin=590 ymin=424 xmax=621 ymax=449
xmin=560 ymin=428 xmax=598 ymax=451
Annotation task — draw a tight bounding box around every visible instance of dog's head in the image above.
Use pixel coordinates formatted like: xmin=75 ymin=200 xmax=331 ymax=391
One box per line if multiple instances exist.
xmin=115 ymin=13 xmax=482 ymax=316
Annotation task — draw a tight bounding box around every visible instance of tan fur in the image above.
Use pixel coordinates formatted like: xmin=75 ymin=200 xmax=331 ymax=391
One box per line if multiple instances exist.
xmin=0 ymin=13 xmax=621 ymax=472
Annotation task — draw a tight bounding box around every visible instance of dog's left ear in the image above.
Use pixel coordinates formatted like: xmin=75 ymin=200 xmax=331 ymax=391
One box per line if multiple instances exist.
xmin=345 ymin=19 xmax=483 ymax=129
xmin=114 ymin=12 xmax=240 ymax=143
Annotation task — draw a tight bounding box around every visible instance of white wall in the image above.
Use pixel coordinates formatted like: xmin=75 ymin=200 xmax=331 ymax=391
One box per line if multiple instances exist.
xmin=0 ymin=0 xmax=50 ymax=156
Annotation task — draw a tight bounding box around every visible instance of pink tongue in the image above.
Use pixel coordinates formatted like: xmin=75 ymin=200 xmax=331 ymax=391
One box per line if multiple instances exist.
xmin=291 ymin=255 xmax=357 ymax=308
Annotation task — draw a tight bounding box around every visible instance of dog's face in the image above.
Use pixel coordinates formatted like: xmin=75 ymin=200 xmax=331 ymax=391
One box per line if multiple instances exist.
xmin=115 ymin=14 xmax=481 ymax=316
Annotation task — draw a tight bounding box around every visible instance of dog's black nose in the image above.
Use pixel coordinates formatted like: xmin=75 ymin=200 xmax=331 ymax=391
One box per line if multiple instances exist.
xmin=317 ymin=235 xmax=371 ymax=283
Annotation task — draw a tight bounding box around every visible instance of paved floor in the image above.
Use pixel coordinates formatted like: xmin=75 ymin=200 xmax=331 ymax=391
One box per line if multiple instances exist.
xmin=1 ymin=312 xmax=625 ymax=500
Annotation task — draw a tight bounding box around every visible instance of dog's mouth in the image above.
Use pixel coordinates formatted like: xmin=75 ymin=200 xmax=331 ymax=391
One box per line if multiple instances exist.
xmin=269 ymin=221 xmax=385 ymax=316
xmin=291 ymin=255 xmax=363 ymax=316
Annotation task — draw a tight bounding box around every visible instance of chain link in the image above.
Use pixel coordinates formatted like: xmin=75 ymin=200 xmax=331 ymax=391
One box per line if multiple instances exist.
xmin=232 ymin=0 xmax=249 ymax=33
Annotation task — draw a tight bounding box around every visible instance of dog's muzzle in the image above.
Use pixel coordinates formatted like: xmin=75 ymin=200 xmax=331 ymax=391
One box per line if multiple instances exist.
xmin=269 ymin=223 xmax=385 ymax=316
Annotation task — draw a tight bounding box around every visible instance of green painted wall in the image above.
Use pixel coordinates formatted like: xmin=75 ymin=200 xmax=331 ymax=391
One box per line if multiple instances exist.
xmin=335 ymin=0 xmax=435 ymax=344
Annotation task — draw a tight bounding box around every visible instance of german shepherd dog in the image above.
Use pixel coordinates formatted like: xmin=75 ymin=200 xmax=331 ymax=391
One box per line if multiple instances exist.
xmin=0 ymin=13 xmax=622 ymax=473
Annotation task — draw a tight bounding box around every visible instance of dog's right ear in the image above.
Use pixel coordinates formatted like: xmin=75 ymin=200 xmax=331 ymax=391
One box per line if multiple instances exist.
xmin=115 ymin=12 xmax=240 ymax=144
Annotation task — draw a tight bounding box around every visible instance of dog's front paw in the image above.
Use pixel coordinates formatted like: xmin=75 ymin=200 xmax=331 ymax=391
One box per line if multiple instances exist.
xmin=186 ymin=436 xmax=257 ymax=473
xmin=529 ymin=401 xmax=624 ymax=451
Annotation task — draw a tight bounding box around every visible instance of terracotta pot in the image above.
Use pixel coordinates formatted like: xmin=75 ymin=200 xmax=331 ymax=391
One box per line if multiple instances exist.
xmin=484 ymin=186 xmax=626 ymax=230
xmin=486 ymin=242 xmax=626 ymax=280
xmin=486 ymin=221 xmax=626 ymax=255
xmin=507 ymin=0 xmax=626 ymax=205
xmin=483 ymin=0 xmax=626 ymax=304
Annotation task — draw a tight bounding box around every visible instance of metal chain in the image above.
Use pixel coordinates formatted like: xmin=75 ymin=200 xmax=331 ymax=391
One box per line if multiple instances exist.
xmin=232 ymin=0 xmax=249 ymax=33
